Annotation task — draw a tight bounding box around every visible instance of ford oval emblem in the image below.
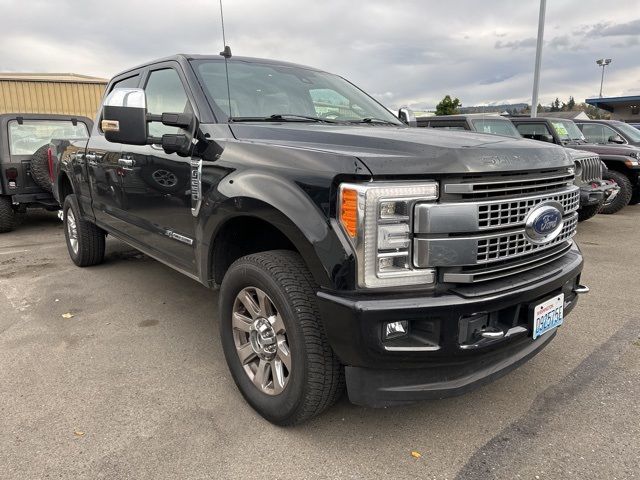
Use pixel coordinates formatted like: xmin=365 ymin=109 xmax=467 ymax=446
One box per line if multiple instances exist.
xmin=524 ymin=203 xmax=564 ymax=244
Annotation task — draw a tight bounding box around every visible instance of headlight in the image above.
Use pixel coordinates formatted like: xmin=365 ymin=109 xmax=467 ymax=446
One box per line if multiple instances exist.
xmin=628 ymin=151 xmax=640 ymax=159
xmin=338 ymin=182 xmax=438 ymax=288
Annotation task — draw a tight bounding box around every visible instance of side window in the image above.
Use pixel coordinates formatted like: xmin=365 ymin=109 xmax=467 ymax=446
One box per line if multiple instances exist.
xmin=111 ymin=75 xmax=140 ymax=92
xmin=99 ymin=74 xmax=140 ymax=134
xmin=601 ymin=125 xmax=621 ymax=143
xmin=144 ymin=68 xmax=191 ymax=136
xmin=515 ymin=123 xmax=551 ymax=136
xmin=580 ymin=124 xmax=605 ymax=143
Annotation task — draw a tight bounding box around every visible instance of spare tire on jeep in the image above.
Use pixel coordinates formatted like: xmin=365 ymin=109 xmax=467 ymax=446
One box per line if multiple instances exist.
xmin=30 ymin=144 xmax=53 ymax=193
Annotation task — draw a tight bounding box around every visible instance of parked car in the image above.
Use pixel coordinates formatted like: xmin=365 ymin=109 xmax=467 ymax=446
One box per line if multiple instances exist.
xmin=51 ymin=54 xmax=586 ymax=425
xmin=509 ymin=116 xmax=640 ymax=214
xmin=417 ymin=114 xmax=612 ymax=221
xmin=0 ymin=113 xmax=92 ymax=232
xmin=575 ymin=119 xmax=640 ymax=148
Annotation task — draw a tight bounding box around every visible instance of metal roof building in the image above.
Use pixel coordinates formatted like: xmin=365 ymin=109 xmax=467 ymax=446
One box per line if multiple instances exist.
xmin=0 ymin=73 xmax=107 ymax=119
xmin=586 ymin=95 xmax=640 ymax=123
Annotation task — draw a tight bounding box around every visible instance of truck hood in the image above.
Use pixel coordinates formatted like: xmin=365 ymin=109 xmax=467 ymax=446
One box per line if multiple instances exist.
xmin=229 ymin=123 xmax=570 ymax=175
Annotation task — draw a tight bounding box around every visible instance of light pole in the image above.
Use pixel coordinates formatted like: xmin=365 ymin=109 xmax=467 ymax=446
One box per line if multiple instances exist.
xmin=530 ymin=0 xmax=546 ymax=118
xmin=596 ymin=58 xmax=612 ymax=98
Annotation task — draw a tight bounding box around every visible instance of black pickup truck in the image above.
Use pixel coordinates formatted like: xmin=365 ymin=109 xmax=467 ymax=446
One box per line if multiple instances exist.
xmin=51 ymin=54 xmax=587 ymax=425
xmin=0 ymin=113 xmax=92 ymax=232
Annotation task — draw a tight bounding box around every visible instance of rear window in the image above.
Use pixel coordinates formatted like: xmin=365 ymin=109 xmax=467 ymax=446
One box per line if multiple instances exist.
xmin=8 ymin=120 xmax=89 ymax=155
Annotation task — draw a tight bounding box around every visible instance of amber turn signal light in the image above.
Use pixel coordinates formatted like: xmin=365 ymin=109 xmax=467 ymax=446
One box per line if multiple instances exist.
xmin=340 ymin=188 xmax=358 ymax=237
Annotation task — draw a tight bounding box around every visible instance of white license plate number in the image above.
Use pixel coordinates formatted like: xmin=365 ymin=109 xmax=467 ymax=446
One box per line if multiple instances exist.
xmin=533 ymin=294 xmax=564 ymax=340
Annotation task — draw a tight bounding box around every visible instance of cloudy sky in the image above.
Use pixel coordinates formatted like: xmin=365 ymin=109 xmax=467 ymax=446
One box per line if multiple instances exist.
xmin=1 ymin=0 xmax=639 ymax=109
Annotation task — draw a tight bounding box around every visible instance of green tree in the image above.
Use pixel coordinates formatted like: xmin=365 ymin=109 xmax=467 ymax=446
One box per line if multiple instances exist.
xmin=435 ymin=95 xmax=461 ymax=115
xmin=566 ymin=96 xmax=576 ymax=111
xmin=550 ymin=97 xmax=561 ymax=112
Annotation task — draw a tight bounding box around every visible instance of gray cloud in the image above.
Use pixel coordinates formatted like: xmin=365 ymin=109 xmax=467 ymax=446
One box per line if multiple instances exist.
xmin=583 ymin=19 xmax=640 ymax=37
xmin=0 ymin=0 xmax=638 ymax=110
xmin=479 ymin=73 xmax=516 ymax=85
xmin=495 ymin=38 xmax=537 ymax=50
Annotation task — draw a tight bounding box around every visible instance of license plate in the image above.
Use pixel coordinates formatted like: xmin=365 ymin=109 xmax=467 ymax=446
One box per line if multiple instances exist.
xmin=533 ymin=294 xmax=564 ymax=339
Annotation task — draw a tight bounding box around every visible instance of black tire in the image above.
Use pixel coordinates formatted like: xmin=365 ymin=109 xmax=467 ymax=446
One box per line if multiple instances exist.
xmin=577 ymin=203 xmax=601 ymax=222
xmin=600 ymin=170 xmax=632 ymax=215
xmin=0 ymin=196 xmax=17 ymax=233
xmin=63 ymin=194 xmax=106 ymax=267
xmin=629 ymin=189 xmax=640 ymax=206
xmin=30 ymin=144 xmax=53 ymax=193
xmin=219 ymin=250 xmax=344 ymax=425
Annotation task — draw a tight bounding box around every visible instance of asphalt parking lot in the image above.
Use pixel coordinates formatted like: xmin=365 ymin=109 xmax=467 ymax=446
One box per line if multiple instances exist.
xmin=1 ymin=208 xmax=639 ymax=480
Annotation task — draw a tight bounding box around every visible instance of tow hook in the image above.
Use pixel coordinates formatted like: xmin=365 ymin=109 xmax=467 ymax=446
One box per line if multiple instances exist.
xmin=574 ymin=284 xmax=590 ymax=294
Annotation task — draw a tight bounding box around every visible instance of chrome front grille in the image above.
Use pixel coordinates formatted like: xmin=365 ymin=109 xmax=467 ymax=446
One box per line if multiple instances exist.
xmin=478 ymin=189 xmax=579 ymax=229
xmin=477 ymin=213 xmax=578 ymax=263
xmin=413 ymin=169 xmax=579 ymax=286
xmin=576 ymin=156 xmax=601 ymax=183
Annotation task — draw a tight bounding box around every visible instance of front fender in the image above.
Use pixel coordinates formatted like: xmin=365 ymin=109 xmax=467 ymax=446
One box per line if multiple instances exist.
xmin=197 ymin=170 xmax=354 ymax=290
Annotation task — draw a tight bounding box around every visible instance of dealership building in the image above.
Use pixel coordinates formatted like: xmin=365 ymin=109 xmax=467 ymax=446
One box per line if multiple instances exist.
xmin=0 ymin=73 xmax=107 ymax=119
xmin=586 ymin=95 xmax=640 ymax=122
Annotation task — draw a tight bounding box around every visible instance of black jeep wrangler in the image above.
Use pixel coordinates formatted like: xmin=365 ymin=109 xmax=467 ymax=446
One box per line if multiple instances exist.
xmin=50 ymin=54 xmax=587 ymax=425
xmin=0 ymin=113 xmax=92 ymax=232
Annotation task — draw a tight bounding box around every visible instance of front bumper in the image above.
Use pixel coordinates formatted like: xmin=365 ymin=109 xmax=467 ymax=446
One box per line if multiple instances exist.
xmin=317 ymin=242 xmax=584 ymax=407
xmin=579 ymin=184 xmax=605 ymax=206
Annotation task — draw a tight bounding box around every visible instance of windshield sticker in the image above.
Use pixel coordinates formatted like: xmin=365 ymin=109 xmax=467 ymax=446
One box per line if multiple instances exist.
xmin=552 ymin=122 xmax=568 ymax=136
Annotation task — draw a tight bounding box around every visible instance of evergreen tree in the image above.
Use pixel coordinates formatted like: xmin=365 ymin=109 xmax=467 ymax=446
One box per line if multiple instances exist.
xmin=435 ymin=95 xmax=461 ymax=115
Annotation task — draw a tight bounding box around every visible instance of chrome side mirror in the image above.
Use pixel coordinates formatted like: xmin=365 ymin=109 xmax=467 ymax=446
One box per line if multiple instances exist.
xmin=398 ymin=107 xmax=417 ymax=127
xmin=102 ymin=88 xmax=148 ymax=145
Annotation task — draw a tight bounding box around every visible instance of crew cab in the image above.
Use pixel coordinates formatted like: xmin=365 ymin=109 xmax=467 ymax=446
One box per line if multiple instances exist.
xmin=417 ymin=114 xmax=613 ymax=221
xmin=51 ymin=54 xmax=587 ymax=425
xmin=510 ymin=116 xmax=640 ymax=214
xmin=0 ymin=113 xmax=92 ymax=232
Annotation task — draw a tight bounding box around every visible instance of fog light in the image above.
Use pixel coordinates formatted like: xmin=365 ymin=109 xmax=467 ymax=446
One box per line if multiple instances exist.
xmin=384 ymin=320 xmax=409 ymax=340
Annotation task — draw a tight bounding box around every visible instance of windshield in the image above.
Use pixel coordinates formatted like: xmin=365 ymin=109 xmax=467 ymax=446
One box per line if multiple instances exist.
xmin=615 ymin=122 xmax=640 ymax=142
xmin=192 ymin=60 xmax=402 ymax=125
xmin=8 ymin=120 xmax=89 ymax=155
xmin=470 ymin=118 xmax=521 ymax=138
xmin=550 ymin=120 xmax=584 ymax=142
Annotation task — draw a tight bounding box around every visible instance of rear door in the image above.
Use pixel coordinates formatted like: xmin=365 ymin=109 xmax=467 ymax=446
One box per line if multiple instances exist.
xmin=114 ymin=63 xmax=197 ymax=271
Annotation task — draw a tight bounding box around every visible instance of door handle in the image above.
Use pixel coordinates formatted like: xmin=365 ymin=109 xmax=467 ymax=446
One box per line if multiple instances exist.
xmin=118 ymin=158 xmax=135 ymax=167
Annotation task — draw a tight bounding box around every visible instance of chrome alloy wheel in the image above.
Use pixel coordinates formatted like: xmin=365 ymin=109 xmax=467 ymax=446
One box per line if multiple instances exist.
xmin=232 ymin=287 xmax=291 ymax=395
xmin=66 ymin=209 xmax=79 ymax=255
xmin=152 ymin=169 xmax=178 ymax=187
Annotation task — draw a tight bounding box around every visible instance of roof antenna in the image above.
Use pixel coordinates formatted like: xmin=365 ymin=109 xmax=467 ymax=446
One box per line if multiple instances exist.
xmin=219 ymin=0 xmax=233 ymax=118
xmin=219 ymin=0 xmax=232 ymax=58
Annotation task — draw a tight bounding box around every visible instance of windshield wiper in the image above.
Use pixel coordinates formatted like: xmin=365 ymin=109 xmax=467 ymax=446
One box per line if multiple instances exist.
xmin=229 ymin=114 xmax=337 ymax=123
xmin=348 ymin=117 xmax=399 ymax=126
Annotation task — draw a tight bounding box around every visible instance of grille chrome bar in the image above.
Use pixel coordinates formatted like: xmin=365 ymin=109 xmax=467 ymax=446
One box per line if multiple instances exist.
xmin=413 ymin=212 xmax=578 ymax=268
xmin=444 ymin=172 xmax=574 ymax=199
xmin=442 ymin=242 xmax=572 ymax=283
xmin=415 ymin=186 xmax=579 ymax=233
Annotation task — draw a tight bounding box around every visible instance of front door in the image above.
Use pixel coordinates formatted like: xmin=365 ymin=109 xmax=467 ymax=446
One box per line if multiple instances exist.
xmin=115 ymin=64 xmax=197 ymax=272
